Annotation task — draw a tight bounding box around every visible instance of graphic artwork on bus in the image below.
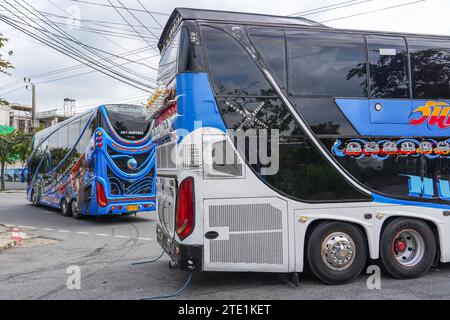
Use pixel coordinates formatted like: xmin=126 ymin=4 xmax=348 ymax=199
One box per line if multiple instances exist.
xmin=404 ymin=174 xmax=450 ymax=201
xmin=410 ymin=101 xmax=450 ymax=128
xmin=332 ymin=138 xmax=450 ymax=160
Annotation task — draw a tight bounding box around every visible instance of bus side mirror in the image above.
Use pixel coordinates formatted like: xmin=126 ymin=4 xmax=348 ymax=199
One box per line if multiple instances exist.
xmin=20 ymin=168 xmax=28 ymax=183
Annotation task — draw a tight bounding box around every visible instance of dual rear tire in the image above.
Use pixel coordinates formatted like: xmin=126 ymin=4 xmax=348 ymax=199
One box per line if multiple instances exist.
xmin=306 ymin=219 xmax=436 ymax=284
xmin=61 ymin=198 xmax=83 ymax=220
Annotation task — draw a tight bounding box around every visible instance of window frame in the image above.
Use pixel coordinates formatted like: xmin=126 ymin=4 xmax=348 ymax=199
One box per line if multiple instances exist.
xmin=365 ymin=34 xmax=412 ymax=100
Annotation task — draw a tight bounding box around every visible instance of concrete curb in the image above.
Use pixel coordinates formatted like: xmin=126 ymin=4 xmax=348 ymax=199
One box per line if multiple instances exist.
xmin=0 ymin=239 xmax=17 ymax=252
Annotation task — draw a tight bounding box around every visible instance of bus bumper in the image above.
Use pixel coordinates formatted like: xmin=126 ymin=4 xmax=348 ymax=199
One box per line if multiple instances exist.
xmin=156 ymin=224 xmax=203 ymax=271
xmin=95 ymin=200 xmax=156 ymax=215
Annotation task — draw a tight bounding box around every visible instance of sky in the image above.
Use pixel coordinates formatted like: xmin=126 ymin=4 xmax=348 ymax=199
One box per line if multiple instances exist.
xmin=0 ymin=0 xmax=448 ymax=113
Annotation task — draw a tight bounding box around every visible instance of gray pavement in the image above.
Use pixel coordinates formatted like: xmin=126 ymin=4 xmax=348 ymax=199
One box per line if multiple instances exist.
xmin=1 ymin=192 xmax=450 ymax=300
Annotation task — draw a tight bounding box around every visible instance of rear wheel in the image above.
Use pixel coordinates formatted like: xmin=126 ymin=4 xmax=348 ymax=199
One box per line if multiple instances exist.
xmin=61 ymin=198 xmax=72 ymax=217
xmin=31 ymin=189 xmax=39 ymax=207
xmin=71 ymin=200 xmax=84 ymax=220
xmin=380 ymin=218 xmax=436 ymax=279
xmin=307 ymin=221 xmax=367 ymax=285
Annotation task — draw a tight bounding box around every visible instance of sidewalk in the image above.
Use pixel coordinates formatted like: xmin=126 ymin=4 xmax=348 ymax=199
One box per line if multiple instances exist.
xmin=0 ymin=225 xmax=17 ymax=252
xmin=0 ymin=225 xmax=34 ymax=252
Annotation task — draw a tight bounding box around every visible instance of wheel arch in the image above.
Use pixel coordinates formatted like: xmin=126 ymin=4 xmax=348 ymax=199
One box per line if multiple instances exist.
xmin=302 ymin=218 xmax=372 ymax=268
xmin=380 ymin=215 xmax=441 ymax=264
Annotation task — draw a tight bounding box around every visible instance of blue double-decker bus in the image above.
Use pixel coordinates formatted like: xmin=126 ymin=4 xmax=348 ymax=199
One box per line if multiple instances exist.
xmin=24 ymin=104 xmax=156 ymax=219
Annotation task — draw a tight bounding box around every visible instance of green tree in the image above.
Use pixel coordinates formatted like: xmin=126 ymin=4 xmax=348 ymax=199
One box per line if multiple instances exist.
xmin=12 ymin=130 xmax=33 ymax=164
xmin=0 ymin=33 xmax=14 ymax=106
xmin=0 ymin=131 xmax=15 ymax=190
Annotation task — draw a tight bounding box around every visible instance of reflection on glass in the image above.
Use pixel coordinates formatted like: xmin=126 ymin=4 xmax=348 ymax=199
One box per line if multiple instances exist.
xmin=287 ymin=31 xmax=367 ymax=97
xmin=367 ymin=35 xmax=410 ymax=98
xmin=409 ymin=37 xmax=450 ymax=99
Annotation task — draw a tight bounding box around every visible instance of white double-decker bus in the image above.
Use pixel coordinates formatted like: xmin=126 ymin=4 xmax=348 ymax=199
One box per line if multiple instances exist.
xmin=149 ymin=8 xmax=450 ymax=284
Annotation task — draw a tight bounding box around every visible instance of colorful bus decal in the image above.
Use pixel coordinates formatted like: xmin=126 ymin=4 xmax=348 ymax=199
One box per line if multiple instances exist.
xmin=410 ymin=101 xmax=450 ymax=128
xmin=405 ymin=174 xmax=450 ymax=201
xmin=332 ymin=138 xmax=450 ymax=160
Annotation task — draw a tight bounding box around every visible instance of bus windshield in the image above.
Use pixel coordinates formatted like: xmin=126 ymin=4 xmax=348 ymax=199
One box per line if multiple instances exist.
xmin=104 ymin=104 xmax=151 ymax=141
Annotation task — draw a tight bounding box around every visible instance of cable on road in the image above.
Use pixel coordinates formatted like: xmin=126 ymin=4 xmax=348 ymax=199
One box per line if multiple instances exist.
xmin=141 ymin=272 xmax=193 ymax=300
xmin=131 ymin=251 xmax=165 ymax=266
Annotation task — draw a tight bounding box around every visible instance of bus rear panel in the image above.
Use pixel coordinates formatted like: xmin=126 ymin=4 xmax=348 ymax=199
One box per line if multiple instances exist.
xmin=26 ymin=104 xmax=156 ymax=218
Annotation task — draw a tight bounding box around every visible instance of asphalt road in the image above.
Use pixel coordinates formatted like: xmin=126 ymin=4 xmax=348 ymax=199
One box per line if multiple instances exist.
xmin=1 ymin=192 xmax=450 ymax=300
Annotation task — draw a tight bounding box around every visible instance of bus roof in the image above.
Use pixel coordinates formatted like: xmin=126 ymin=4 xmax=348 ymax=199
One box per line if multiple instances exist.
xmin=158 ymin=7 xmax=324 ymax=51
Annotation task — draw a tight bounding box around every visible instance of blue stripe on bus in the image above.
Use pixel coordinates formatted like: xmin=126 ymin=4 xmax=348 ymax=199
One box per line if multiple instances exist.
xmin=372 ymin=193 xmax=450 ymax=209
xmin=175 ymin=72 xmax=227 ymax=136
xmin=335 ymin=98 xmax=450 ymax=137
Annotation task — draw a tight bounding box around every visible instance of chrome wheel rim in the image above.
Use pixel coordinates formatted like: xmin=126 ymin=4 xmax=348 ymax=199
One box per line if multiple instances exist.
xmin=72 ymin=201 xmax=78 ymax=215
xmin=392 ymin=229 xmax=425 ymax=267
xmin=321 ymin=232 xmax=356 ymax=271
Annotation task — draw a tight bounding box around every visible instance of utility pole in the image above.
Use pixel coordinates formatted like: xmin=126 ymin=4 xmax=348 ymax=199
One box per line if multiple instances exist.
xmin=24 ymin=78 xmax=36 ymax=129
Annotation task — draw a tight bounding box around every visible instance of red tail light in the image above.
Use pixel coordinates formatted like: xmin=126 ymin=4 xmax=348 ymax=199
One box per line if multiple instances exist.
xmin=97 ymin=182 xmax=108 ymax=207
xmin=175 ymin=177 xmax=195 ymax=241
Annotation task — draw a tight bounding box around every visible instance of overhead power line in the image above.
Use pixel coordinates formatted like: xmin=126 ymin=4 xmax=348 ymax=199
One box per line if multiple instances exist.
xmin=2 ymin=0 xmax=157 ymax=85
xmin=136 ymin=0 xmax=164 ymax=29
xmin=46 ymin=0 xmax=160 ymax=64
xmin=320 ymin=0 xmax=427 ymax=23
xmin=68 ymin=0 xmax=170 ymax=16
xmin=288 ymin=0 xmax=357 ymax=16
xmin=116 ymin=0 xmax=160 ymax=41
xmin=106 ymin=0 xmax=159 ymax=52
xmin=291 ymin=0 xmax=372 ymax=17
xmin=0 ymin=3 xmax=154 ymax=92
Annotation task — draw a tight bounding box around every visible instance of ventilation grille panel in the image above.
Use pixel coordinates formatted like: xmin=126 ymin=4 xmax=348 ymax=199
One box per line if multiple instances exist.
xmin=210 ymin=233 xmax=283 ymax=264
xmin=206 ymin=201 xmax=286 ymax=267
xmin=157 ymin=142 xmax=176 ymax=170
xmin=210 ymin=203 xmax=282 ymax=232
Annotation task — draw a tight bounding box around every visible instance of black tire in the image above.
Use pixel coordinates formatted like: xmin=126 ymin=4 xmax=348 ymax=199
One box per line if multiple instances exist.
xmin=307 ymin=221 xmax=368 ymax=285
xmin=380 ymin=218 xmax=436 ymax=279
xmin=71 ymin=200 xmax=84 ymax=220
xmin=31 ymin=189 xmax=39 ymax=207
xmin=61 ymin=198 xmax=72 ymax=217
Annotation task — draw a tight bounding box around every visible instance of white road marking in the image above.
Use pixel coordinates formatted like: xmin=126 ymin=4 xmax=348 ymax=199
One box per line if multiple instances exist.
xmin=137 ymin=237 xmax=152 ymax=241
xmin=114 ymin=235 xmax=131 ymax=239
xmin=8 ymin=225 xmax=150 ymax=241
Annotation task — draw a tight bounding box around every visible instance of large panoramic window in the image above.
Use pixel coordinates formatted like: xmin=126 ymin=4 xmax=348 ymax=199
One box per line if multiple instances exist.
xmin=104 ymin=105 xmax=149 ymax=141
xmin=201 ymin=26 xmax=273 ymax=96
xmin=158 ymin=31 xmax=180 ymax=84
xmin=408 ymin=37 xmax=450 ymax=99
xmin=287 ymin=31 xmax=367 ymax=97
xmin=249 ymin=28 xmax=286 ymax=89
xmin=367 ymin=35 xmax=410 ymax=98
xmin=216 ymin=96 xmax=371 ymax=202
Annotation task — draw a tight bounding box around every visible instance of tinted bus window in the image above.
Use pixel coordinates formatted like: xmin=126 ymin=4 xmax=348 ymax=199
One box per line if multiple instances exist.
xmin=408 ymin=37 xmax=450 ymax=99
xmin=158 ymin=31 xmax=180 ymax=84
xmin=68 ymin=118 xmax=81 ymax=149
xmin=104 ymin=105 xmax=149 ymax=141
xmin=249 ymin=28 xmax=286 ymax=88
xmin=217 ymin=97 xmax=369 ymax=201
xmin=201 ymin=26 xmax=273 ymax=96
xmin=287 ymin=31 xmax=367 ymax=97
xmin=77 ymin=113 xmax=94 ymax=153
xmin=367 ymin=35 xmax=410 ymax=98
